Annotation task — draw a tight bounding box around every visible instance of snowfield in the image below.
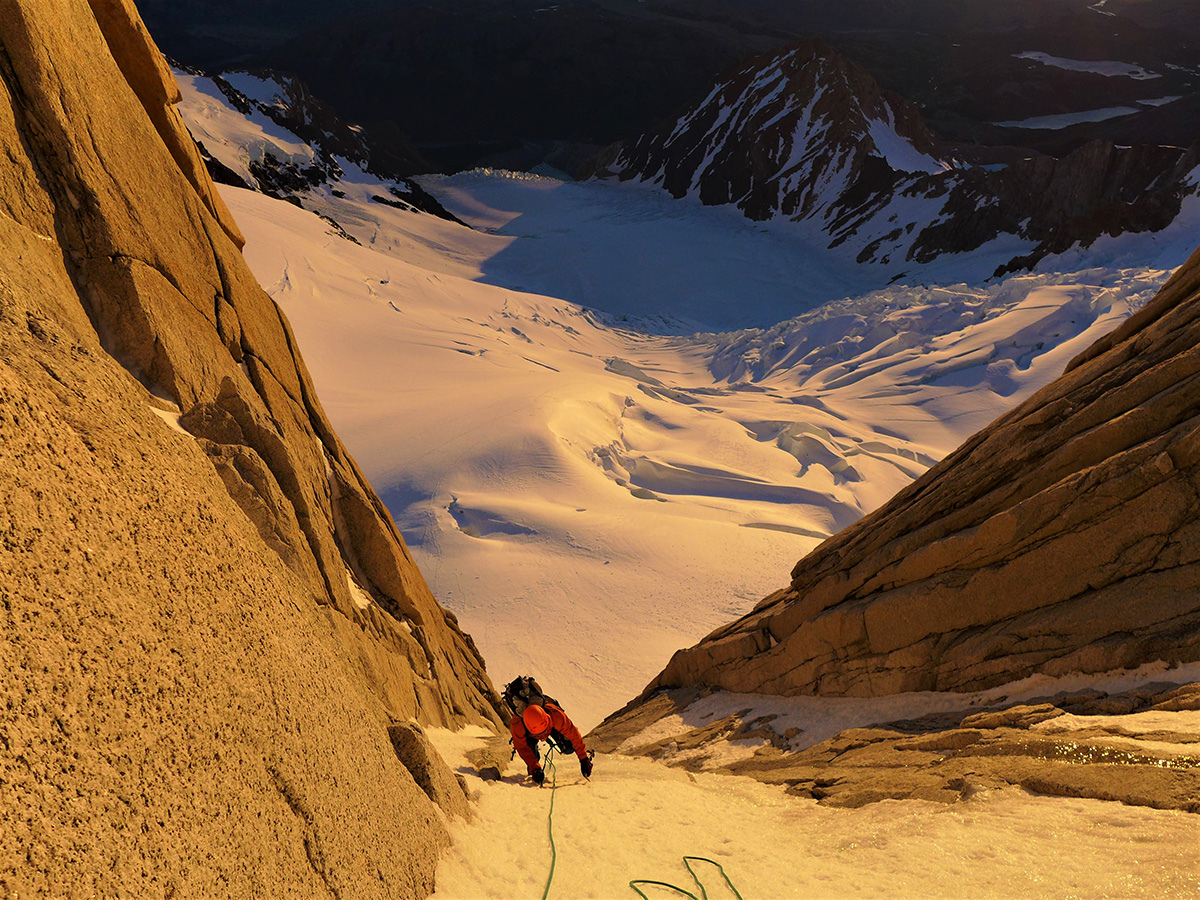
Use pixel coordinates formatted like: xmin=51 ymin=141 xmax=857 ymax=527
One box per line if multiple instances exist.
xmin=430 ymin=751 xmax=1199 ymax=900
xmin=1013 ymin=52 xmax=1161 ymax=80
xmin=427 ymin=664 xmax=1200 ymax=900
xmin=992 ymin=106 xmax=1142 ymax=129
xmin=220 ymin=176 xmax=1181 ymax=730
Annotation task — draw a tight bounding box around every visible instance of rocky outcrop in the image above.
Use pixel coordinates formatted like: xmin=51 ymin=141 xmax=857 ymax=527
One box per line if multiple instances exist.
xmin=591 ymin=38 xmax=1200 ymax=278
xmin=593 ymin=683 xmax=1200 ymax=811
xmin=1 ymin=0 xmax=502 ymax=895
xmin=616 ymin=242 xmax=1200 ymax=704
xmin=387 ymin=722 xmax=474 ymax=821
xmin=925 ymin=139 xmax=1200 ymax=273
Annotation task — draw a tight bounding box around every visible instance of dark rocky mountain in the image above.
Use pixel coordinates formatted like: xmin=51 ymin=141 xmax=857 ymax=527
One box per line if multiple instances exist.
xmin=135 ymin=0 xmax=393 ymax=65
xmin=142 ymin=0 xmax=775 ymax=172
xmin=140 ymin=0 xmax=1200 ymax=172
xmin=617 ymin=0 xmax=1200 ymax=153
xmin=587 ymin=39 xmax=950 ymax=224
xmin=255 ymin=0 xmax=771 ymax=173
xmin=589 ymin=39 xmax=1200 ymax=278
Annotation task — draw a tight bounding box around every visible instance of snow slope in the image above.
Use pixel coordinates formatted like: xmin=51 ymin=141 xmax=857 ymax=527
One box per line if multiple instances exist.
xmin=175 ymin=68 xmax=317 ymax=185
xmin=221 ymin=179 xmax=1174 ymax=731
xmin=427 ymin=660 xmax=1200 ymax=900
xmin=1013 ymin=52 xmax=1161 ymax=80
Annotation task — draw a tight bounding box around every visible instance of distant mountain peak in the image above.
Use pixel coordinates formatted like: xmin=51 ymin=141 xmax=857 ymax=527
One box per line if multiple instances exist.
xmin=590 ymin=37 xmax=1200 ymax=280
xmin=608 ymin=38 xmax=950 ymax=226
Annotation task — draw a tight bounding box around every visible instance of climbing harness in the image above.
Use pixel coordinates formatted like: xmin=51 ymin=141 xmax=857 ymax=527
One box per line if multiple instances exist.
xmin=629 ymin=857 xmax=746 ymax=900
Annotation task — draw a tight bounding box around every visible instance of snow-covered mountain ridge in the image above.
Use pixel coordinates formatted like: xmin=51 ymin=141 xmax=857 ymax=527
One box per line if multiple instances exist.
xmin=592 ymin=38 xmax=1200 ymax=281
xmin=173 ymin=64 xmax=457 ymax=222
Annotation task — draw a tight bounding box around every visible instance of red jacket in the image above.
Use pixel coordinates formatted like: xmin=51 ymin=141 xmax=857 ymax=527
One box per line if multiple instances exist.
xmin=510 ymin=702 xmax=587 ymax=773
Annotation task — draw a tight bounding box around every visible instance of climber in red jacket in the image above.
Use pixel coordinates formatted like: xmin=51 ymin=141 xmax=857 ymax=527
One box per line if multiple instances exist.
xmin=504 ymin=676 xmax=594 ymax=785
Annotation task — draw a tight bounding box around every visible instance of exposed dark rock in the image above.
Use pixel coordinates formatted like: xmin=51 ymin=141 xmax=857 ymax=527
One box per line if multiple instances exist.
xmin=195 ymin=138 xmax=252 ymax=189
xmin=595 ymin=38 xmax=1200 ymax=276
xmin=141 ymin=0 xmax=1200 ymax=172
xmin=175 ymin=61 xmax=463 ymax=223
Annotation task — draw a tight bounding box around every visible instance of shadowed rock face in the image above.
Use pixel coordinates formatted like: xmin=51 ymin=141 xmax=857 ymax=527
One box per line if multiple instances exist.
xmin=633 ymin=246 xmax=1200 ymax=703
xmin=596 ymin=38 xmax=948 ymax=224
xmin=590 ymin=38 xmax=1200 ymax=277
xmin=1 ymin=0 xmax=502 ymax=894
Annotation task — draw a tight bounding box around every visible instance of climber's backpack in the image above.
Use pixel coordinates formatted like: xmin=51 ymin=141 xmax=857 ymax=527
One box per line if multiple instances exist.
xmin=503 ymin=675 xmax=559 ymax=716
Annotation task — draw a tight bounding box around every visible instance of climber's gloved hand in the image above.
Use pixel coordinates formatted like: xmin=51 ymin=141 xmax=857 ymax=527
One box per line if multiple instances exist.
xmin=531 ymin=768 xmax=545 ymax=785
xmin=580 ymin=756 xmax=593 ymax=778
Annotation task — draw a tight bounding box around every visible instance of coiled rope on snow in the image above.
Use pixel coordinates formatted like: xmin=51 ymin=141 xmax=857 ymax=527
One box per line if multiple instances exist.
xmin=629 ymin=856 xmax=745 ymax=900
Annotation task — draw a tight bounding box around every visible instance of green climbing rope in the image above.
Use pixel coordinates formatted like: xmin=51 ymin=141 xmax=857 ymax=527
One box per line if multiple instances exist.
xmin=533 ymin=753 xmax=743 ymax=900
xmin=629 ymin=856 xmax=746 ymax=900
xmin=539 ymin=748 xmax=559 ymax=900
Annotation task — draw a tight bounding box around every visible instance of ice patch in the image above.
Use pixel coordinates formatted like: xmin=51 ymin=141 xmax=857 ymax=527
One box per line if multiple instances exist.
xmin=1139 ymin=95 xmax=1183 ymax=108
xmin=866 ymin=112 xmax=949 ymax=175
xmin=218 ymin=71 xmax=291 ymax=109
xmin=149 ymin=405 xmax=189 ymax=436
xmin=346 ymin=571 xmax=373 ymax=610
xmin=993 ymin=106 xmax=1142 ymax=130
xmin=1013 ymin=52 xmax=1161 ymax=80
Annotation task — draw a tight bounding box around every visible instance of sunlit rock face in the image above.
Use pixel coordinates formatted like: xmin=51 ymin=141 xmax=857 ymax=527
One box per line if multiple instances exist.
xmin=590 ymin=681 xmax=1200 ymax=811
xmin=0 ymin=0 xmax=502 ymax=895
xmin=636 ymin=246 xmax=1200 ymax=701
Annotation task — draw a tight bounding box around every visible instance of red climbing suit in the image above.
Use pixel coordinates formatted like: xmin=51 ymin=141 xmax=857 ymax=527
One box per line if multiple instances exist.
xmin=510 ymin=702 xmax=588 ymax=774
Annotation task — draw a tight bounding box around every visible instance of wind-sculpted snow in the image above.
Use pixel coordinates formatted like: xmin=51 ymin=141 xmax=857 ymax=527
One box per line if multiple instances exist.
xmin=219 ymin=174 xmax=1172 ymax=730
